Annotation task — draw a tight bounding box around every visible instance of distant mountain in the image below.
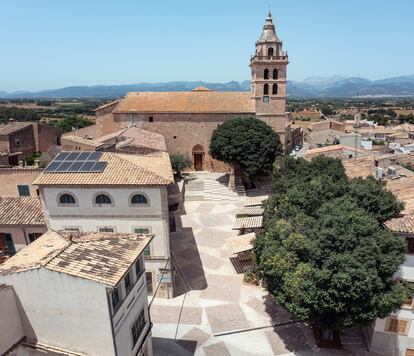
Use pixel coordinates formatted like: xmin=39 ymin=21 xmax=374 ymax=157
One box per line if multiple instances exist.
xmin=1 ymin=75 xmax=414 ymax=99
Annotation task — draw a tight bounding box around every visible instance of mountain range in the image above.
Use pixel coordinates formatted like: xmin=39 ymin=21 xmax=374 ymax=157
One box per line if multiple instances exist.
xmin=1 ymin=75 xmax=414 ymax=99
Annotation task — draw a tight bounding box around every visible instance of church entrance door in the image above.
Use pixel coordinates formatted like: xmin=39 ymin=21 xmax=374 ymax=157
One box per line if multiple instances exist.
xmin=194 ymin=153 xmax=203 ymax=171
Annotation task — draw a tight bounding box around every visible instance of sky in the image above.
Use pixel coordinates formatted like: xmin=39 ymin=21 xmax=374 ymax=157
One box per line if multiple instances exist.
xmin=1 ymin=0 xmax=413 ymax=92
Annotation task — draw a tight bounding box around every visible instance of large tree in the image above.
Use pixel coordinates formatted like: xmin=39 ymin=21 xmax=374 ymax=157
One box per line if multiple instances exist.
xmin=209 ymin=117 xmax=282 ymax=178
xmin=256 ymin=156 xmax=410 ymax=332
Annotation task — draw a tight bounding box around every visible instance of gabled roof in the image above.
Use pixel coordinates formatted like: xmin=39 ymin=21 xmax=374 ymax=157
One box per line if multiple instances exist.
xmin=33 ymin=151 xmax=173 ymax=186
xmin=0 ymin=197 xmax=45 ymax=226
xmin=0 ymin=122 xmax=32 ymax=135
xmin=0 ymin=231 xmax=153 ymax=286
xmin=112 ymin=91 xmax=255 ymax=114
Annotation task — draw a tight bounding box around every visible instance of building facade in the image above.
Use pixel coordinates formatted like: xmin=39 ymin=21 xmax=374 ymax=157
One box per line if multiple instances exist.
xmin=34 ymin=151 xmax=174 ymax=298
xmin=0 ymin=231 xmax=154 ymax=356
xmin=94 ymin=13 xmax=292 ymax=172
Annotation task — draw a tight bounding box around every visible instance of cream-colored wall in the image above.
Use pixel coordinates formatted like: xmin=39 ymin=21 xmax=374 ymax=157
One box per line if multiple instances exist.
xmin=0 ymin=169 xmax=42 ymax=196
xmin=0 ymin=285 xmax=25 ymax=355
xmin=0 ymin=226 xmax=47 ymax=252
xmin=0 ymin=269 xmax=116 ymax=356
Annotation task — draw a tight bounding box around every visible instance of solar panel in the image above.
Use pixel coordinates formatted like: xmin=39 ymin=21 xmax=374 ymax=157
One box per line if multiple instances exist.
xmin=44 ymin=161 xmax=62 ymax=172
xmin=68 ymin=161 xmax=85 ymax=172
xmin=80 ymin=161 xmax=95 ymax=171
xmin=66 ymin=152 xmax=81 ymax=161
xmin=86 ymin=151 xmax=102 ymax=161
xmin=54 ymin=152 xmax=70 ymax=161
xmin=90 ymin=161 xmax=107 ymax=172
xmin=77 ymin=152 xmax=92 ymax=160
xmin=57 ymin=161 xmax=73 ymax=172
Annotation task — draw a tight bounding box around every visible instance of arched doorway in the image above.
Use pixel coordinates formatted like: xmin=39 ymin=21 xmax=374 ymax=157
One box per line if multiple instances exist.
xmin=192 ymin=144 xmax=205 ymax=171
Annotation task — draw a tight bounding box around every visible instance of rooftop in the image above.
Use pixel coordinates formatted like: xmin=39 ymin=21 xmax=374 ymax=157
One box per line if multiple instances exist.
xmin=0 ymin=196 xmax=45 ymax=226
xmin=0 ymin=230 xmax=153 ymax=286
xmin=112 ymin=91 xmax=255 ymax=114
xmin=34 ymin=151 xmax=173 ymax=186
xmin=61 ymin=135 xmax=104 ymax=148
xmin=0 ymin=122 xmax=32 ymax=135
xmin=385 ymin=214 xmax=414 ymax=234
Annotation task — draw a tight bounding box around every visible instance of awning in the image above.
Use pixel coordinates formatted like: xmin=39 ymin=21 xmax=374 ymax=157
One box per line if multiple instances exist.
xmin=244 ymin=195 xmax=268 ymax=207
xmin=236 ymin=206 xmax=264 ymax=217
xmin=225 ymin=232 xmax=256 ymax=254
xmin=233 ymin=216 xmax=263 ymax=230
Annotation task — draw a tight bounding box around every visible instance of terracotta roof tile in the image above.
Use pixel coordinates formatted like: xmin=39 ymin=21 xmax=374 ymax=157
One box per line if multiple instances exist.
xmin=385 ymin=215 xmax=414 ymax=234
xmin=34 ymin=151 xmax=173 ymax=186
xmin=0 ymin=197 xmax=45 ymax=226
xmin=113 ymin=91 xmax=255 ymax=114
xmin=0 ymin=122 xmax=32 ymax=135
xmin=0 ymin=231 xmax=153 ymax=286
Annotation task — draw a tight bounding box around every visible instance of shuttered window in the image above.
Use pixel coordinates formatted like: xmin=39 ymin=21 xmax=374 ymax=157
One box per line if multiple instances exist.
xmin=385 ymin=317 xmax=408 ymax=335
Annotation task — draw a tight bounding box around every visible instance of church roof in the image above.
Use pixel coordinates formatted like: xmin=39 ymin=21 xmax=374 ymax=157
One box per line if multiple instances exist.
xmin=113 ymin=91 xmax=255 ymax=114
xmin=257 ymin=12 xmax=280 ymax=43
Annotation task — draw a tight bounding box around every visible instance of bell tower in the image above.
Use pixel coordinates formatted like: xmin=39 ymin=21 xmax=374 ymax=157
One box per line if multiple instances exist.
xmin=250 ymin=12 xmax=290 ymax=149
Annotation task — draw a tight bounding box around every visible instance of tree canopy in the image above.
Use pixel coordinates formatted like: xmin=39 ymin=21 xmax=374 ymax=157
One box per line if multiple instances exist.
xmin=209 ymin=117 xmax=282 ymax=178
xmin=255 ymin=155 xmax=409 ymax=331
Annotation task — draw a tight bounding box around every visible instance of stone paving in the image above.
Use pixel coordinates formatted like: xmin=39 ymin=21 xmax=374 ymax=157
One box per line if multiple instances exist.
xmin=150 ymin=173 xmax=356 ymax=355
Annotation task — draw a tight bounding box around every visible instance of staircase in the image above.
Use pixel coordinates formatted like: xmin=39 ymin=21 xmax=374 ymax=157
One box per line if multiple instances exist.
xmin=185 ymin=172 xmax=243 ymax=202
xmin=340 ymin=328 xmax=368 ymax=354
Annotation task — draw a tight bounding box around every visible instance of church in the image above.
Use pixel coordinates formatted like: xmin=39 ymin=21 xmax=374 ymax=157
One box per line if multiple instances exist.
xmin=95 ymin=13 xmax=293 ymax=171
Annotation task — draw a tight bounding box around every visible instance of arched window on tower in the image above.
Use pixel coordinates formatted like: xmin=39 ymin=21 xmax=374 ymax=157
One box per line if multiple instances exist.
xmin=273 ymin=68 xmax=278 ymax=79
xmin=263 ymin=84 xmax=269 ymax=95
xmin=264 ymin=69 xmax=269 ymax=80
xmin=272 ymin=83 xmax=278 ymax=95
xmin=268 ymin=47 xmax=274 ymax=57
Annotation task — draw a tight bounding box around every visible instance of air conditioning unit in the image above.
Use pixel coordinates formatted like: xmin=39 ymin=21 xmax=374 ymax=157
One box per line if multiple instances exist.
xmin=375 ymin=167 xmax=384 ymax=180
xmin=388 ymin=166 xmax=397 ymax=177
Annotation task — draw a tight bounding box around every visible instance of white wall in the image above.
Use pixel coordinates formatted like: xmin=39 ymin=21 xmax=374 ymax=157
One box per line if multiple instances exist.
xmin=0 ymin=269 xmax=116 ymax=356
xmin=40 ymin=186 xmax=169 ymax=258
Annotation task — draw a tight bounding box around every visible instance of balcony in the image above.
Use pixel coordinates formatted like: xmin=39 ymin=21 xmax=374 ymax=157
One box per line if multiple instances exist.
xmin=251 ymin=55 xmax=288 ymax=62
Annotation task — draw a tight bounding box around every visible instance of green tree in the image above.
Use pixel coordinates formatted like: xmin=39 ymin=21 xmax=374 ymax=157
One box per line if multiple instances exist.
xmin=49 ymin=115 xmax=93 ymax=133
xmin=170 ymin=154 xmax=191 ymax=175
xmin=256 ymin=156 xmax=410 ymax=332
xmin=209 ymin=117 xmax=282 ymax=178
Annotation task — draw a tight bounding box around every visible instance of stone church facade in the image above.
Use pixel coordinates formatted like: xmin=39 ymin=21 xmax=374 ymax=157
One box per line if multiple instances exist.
xmin=95 ymin=13 xmax=292 ymax=171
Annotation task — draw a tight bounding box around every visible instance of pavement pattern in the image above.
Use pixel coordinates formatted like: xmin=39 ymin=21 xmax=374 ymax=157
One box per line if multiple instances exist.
xmin=150 ymin=173 xmax=358 ymax=355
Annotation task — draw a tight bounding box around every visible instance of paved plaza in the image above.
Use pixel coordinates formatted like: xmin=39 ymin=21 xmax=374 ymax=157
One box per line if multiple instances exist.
xmin=150 ymin=174 xmax=319 ymax=355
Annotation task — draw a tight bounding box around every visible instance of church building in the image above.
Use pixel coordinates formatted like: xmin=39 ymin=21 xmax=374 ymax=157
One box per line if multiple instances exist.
xmin=95 ymin=13 xmax=292 ymax=171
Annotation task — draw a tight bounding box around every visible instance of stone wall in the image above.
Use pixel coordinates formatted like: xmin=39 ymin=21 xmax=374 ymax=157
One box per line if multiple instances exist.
xmin=0 ymin=168 xmax=42 ymax=196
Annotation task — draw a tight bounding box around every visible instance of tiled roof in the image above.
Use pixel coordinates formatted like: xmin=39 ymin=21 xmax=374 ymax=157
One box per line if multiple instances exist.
xmin=244 ymin=195 xmax=268 ymax=207
xmin=61 ymin=135 xmax=104 ymax=148
xmin=233 ymin=216 xmax=263 ymax=230
xmin=0 ymin=122 xmax=32 ymax=135
xmin=98 ymin=127 xmax=167 ymax=152
xmin=113 ymin=91 xmax=255 ymax=114
xmin=236 ymin=206 xmax=264 ymax=217
xmin=225 ymin=233 xmax=256 ymax=254
xmin=385 ymin=214 xmax=414 ymax=234
xmin=0 ymin=197 xmax=45 ymax=226
xmin=34 ymin=151 xmax=173 ymax=186
xmin=0 ymin=231 xmax=153 ymax=286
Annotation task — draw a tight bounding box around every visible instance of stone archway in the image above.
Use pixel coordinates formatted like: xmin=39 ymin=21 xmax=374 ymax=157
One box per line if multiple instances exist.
xmin=192 ymin=144 xmax=205 ymax=171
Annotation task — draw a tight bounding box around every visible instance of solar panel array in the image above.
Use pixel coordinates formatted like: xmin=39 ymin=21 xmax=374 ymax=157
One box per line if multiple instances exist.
xmin=45 ymin=151 xmax=107 ymax=173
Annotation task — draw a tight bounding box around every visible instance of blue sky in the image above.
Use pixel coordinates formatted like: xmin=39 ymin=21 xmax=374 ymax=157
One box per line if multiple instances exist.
xmin=1 ymin=0 xmax=413 ymax=91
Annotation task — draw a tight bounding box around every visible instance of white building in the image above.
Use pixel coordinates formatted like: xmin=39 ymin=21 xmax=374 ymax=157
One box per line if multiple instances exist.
xmin=0 ymin=230 xmax=153 ymax=356
xmin=369 ymin=215 xmax=414 ymax=355
xmin=34 ymin=150 xmax=174 ymax=298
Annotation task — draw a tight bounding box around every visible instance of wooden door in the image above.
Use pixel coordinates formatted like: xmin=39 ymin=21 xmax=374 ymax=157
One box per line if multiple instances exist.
xmin=194 ymin=153 xmax=203 ymax=171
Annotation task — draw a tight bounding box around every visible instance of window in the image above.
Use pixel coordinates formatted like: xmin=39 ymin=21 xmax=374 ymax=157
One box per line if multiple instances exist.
xmin=404 ymin=296 xmax=413 ymax=309
xmin=264 ymin=69 xmax=269 ymax=79
xmin=135 ymin=259 xmax=143 ymax=279
xmin=95 ymin=194 xmax=112 ymax=205
xmin=272 ymin=83 xmax=278 ymax=95
xmin=263 ymin=96 xmax=269 ymax=103
xmin=125 ymin=271 xmax=132 ymax=292
xmin=263 ymin=83 xmax=269 ymax=95
xmin=149 ymin=116 xmax=154 ymax=122
xmin=98 ymin=227 xmax=115 ymax=233
xmin=134 ymin=228 xmax=150 ymax=234
xmin=59 ymin=193 xmax=76 ymax=204
xmin=146 ymin=272 xmax=153 ymax=296
xmin=273 ymin=68 xmax=278 ymax=79
xmin=17 ymin=185 xmax=30 ymax=197
xmin=144 ymin=245 xmax=151 ymax=256
xmin=4 ymin=234 xmax=16 ymax=256
xmin=112 ymin=286 xmax=120 ymax=310
xmin=64 ymin=227 xmax=80 ymax=233
xmin=131 ymin=309 xmax=146 ymax=347
xmin=14 ymin=138 xmax=20 ymax=147
xmin=267 ymin=47 xmax=274 ymax=57
xmin=385 ymin=317 xmax=408 ymax=335
xmin=131 ymin=194 xmax=148 ymax=205
xmin=407 ymin=237 xmax=414 ymax=254
xmin=28 ymin=233 xmax=42 ymax=243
